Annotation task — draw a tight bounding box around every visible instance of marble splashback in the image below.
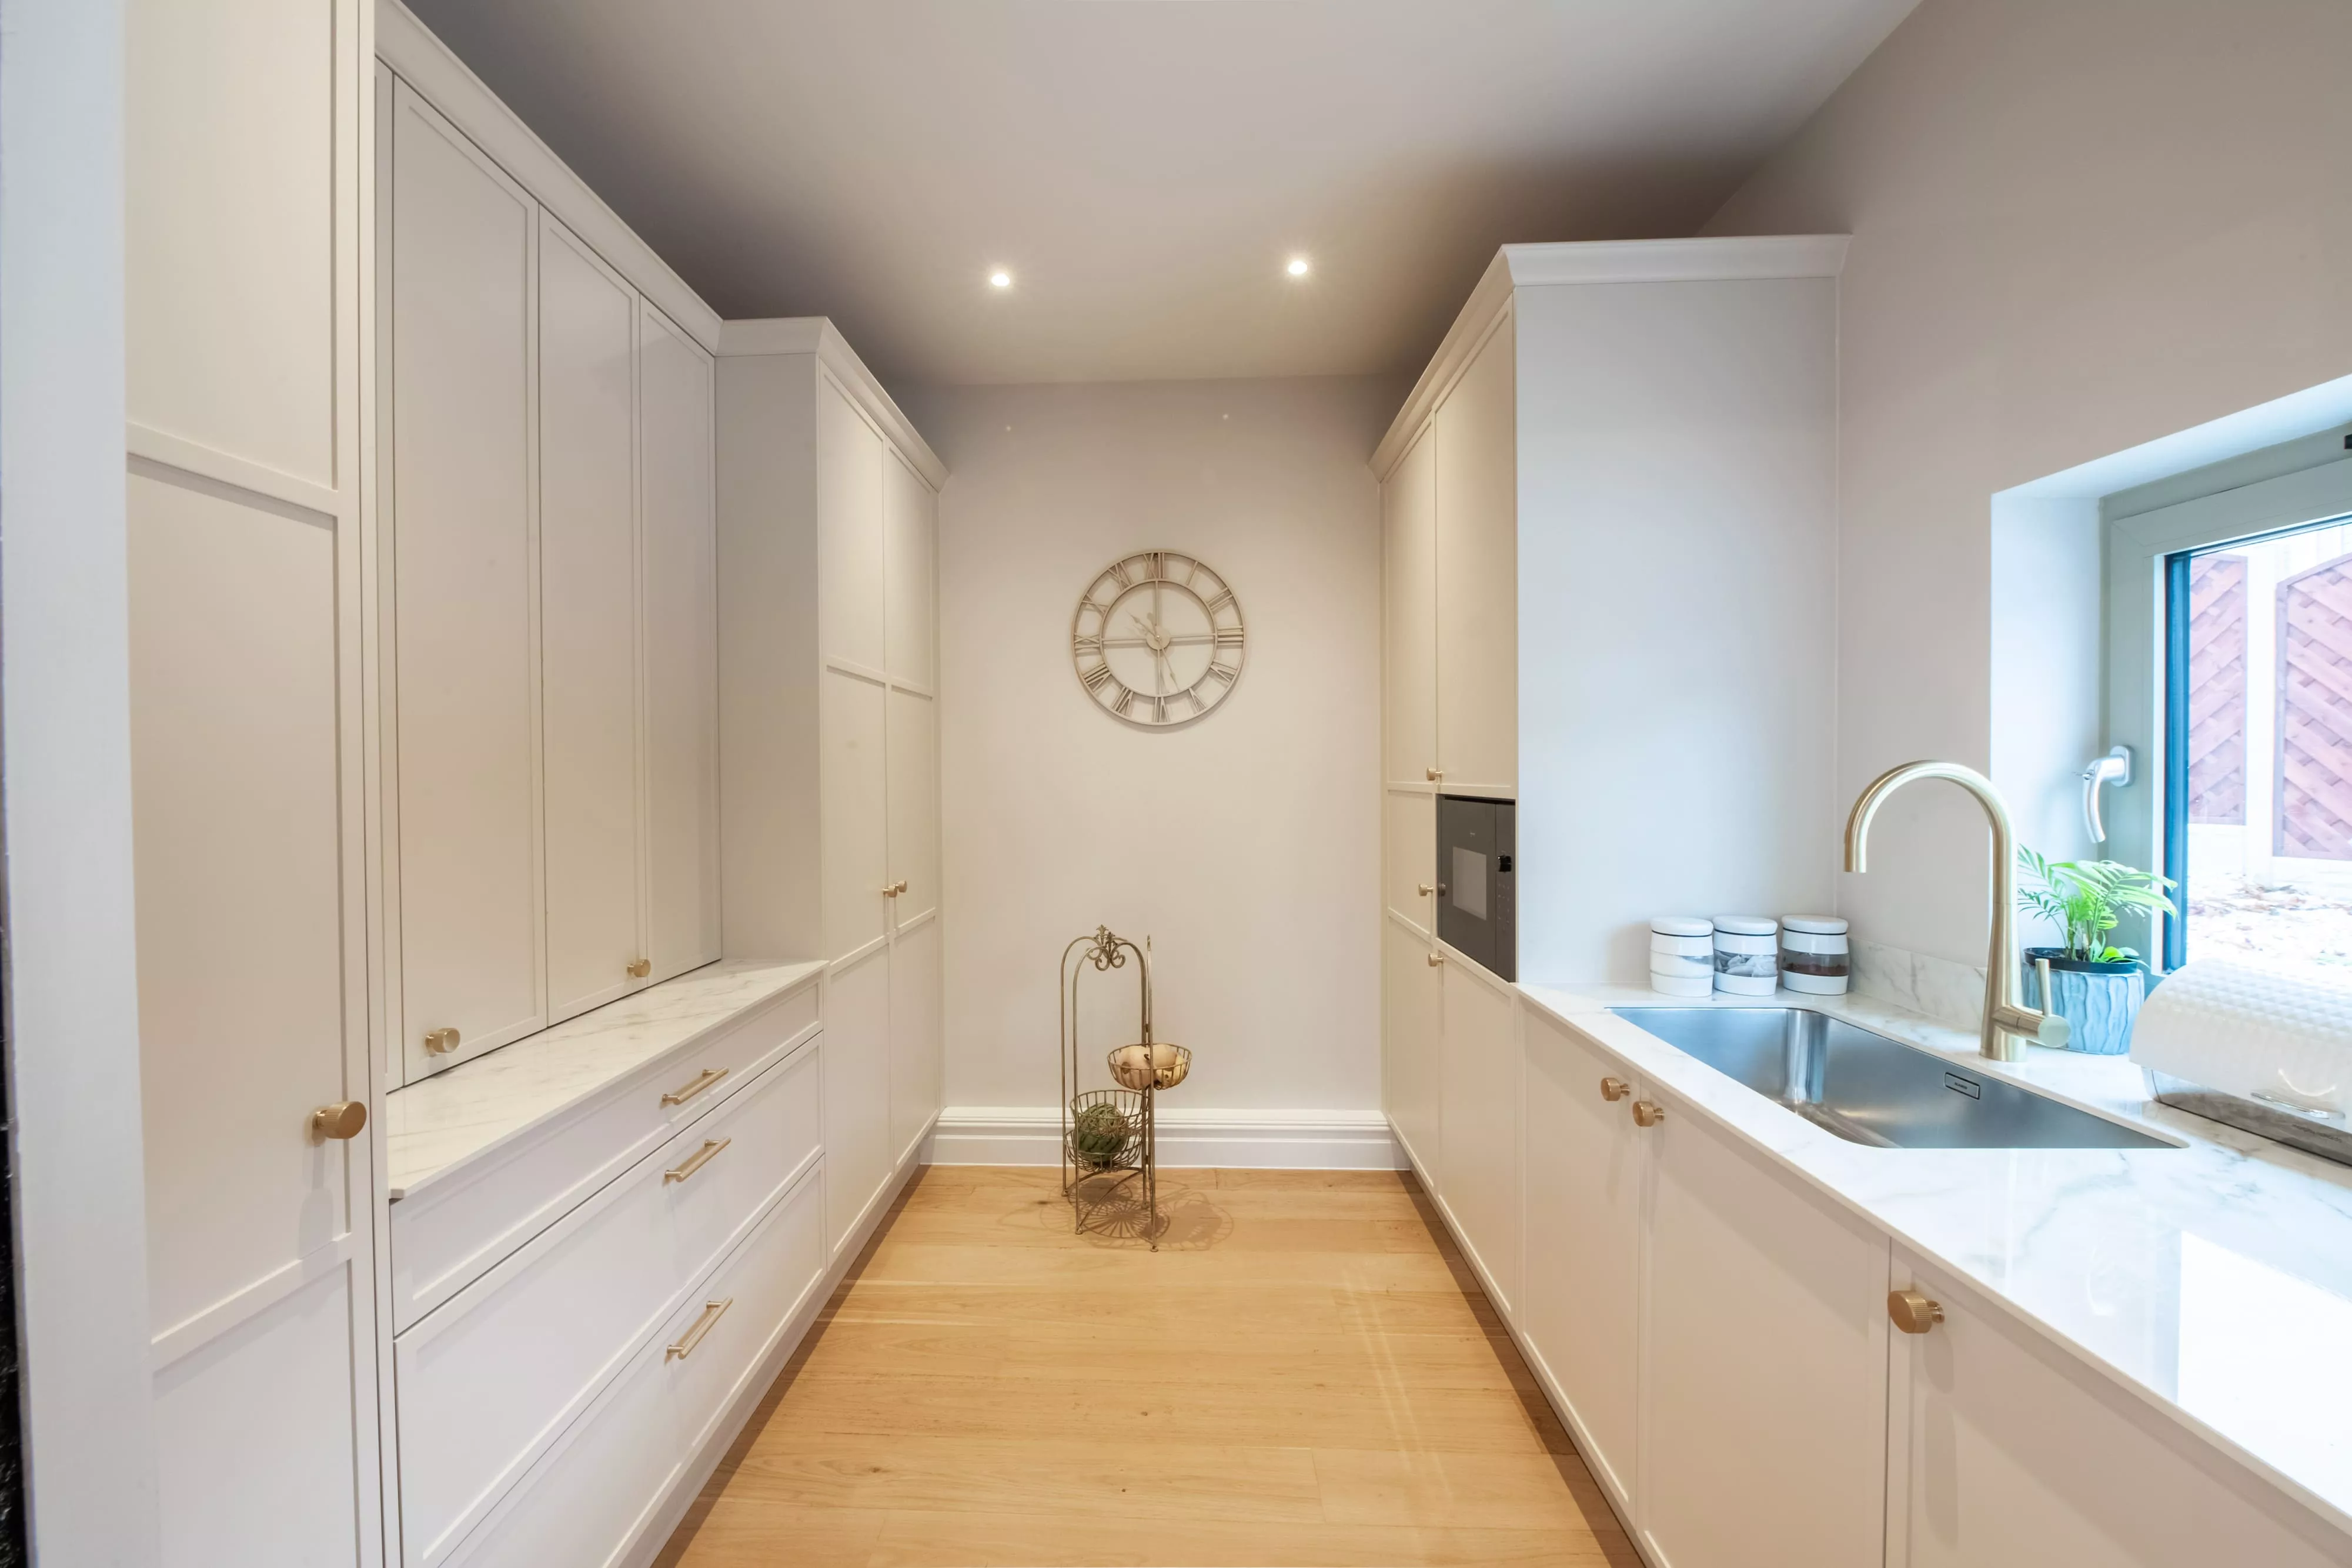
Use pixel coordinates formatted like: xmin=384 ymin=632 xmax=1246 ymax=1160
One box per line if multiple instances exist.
xmin=1850 ymin=936 xmax=1986 ymax=1032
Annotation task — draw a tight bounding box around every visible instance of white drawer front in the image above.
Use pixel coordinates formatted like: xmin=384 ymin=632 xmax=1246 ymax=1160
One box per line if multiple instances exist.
xmin=396 ymin=1037 xmax=821 ymax=1566
xmin=392 ymin=979 xmax=817 ymax=1330
xmin=442 ymin=1165 xmax=827 ymax=1568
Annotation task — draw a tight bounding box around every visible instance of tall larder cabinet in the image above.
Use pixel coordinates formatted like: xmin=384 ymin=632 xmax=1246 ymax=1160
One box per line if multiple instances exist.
xmin=716 ymin=320 xmax=948 ymax=1259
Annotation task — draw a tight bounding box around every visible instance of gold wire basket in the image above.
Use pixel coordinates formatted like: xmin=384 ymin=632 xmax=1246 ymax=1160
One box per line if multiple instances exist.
xmin=1065 ymin=1088 xmax=1144 ymax=1171
xmin=1108 ymin=1042 xmax=1191 ymax=1091
xmin=1059 ymin=926 xmax=1192 ymax=1248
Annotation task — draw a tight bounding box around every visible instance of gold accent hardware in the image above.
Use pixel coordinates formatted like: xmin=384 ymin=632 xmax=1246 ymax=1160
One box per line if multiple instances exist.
xmin=1416 ymin=882 xmax=1434 ymax=897
xmin=1600 ymin=1077 xmax=1631 ymax=1102
xmin=1426 ymin=951 xmax=1445 ymax=967
xmin=423 ymin=1027 xmax=461 ymax=1055
xmin=894 ymin=880 xmax=909 ymax=895
xmin=1888 ymin=1288 xmax=1945 ymax=1335
xmin=310 ymin=1101 xmax=367 ymax=1141
xmin=627 ymin=957 xmax=652 ymax=978
xmin=660 ymin=1066 xmax=729 ymax=1107
xmin=664 ymin=1137 xmax=731 ymax=1185
xmin=881 ymin=880 xmax=908 ymax=898
xmin=1425 ymin=767 xmax=1443 ymax=782
xmin=666 ymin=1297 xmax=733 ymax=1360
xmin=1631 ymin=1100 xmax=1666 ymax=1128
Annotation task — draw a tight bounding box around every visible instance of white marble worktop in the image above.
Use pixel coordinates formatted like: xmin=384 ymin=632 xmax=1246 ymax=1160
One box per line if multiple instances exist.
xmin=1521 ymin=982 xmax=2352 ymax=1537
xmin=385 ymin=959 xmax=824 ymax=1200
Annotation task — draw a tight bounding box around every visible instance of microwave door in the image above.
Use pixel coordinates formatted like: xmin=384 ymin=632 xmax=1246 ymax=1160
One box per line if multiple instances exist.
xmin=1435 ymin=795 xmax=1514 ymax=981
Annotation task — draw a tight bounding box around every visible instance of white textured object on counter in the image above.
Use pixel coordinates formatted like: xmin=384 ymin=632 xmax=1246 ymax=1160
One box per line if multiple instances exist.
xmin=385 ymin=959 xmax=825 ymax=1197
xmin=1522 ymin=980 xmax=2352 ymax=1537
xmin=2133 ymin=959 xmax=2352 ymax=1119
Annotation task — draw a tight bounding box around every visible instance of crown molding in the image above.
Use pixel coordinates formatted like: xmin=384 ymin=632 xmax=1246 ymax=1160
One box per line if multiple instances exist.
xmin=719 ymin=317 xmax=947 ymax=490
xmin=1371 ymin=235 xmax=1850 ymax=478
xmin=376 ymin=0 xmax=723 ymax=355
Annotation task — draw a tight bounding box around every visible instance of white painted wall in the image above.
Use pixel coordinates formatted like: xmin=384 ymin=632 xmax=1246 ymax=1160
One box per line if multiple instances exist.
xmin=1704 ymin=0 xmax=2352 ymax=967
xmin=906 ymin=376 xmax=1395 ymax=1114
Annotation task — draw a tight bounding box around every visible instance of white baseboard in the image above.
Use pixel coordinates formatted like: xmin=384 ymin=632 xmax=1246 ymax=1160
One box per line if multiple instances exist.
xmin=926 ymin=1105 xmax=1404 ymax=1171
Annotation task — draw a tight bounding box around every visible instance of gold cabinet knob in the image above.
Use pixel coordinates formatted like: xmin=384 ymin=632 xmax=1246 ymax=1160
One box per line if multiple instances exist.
xmin=1600 ymin=1076 xmax=1631 ymax=1102
xmin=1416 ymin=882 xmax=1434 ymax=897
xmin=894 ymin=880 xmax=910 ymax=896
xmin=1426 ymin=951 xmax=1445 ymax=967
xmin=881 ymin=880 xmax=907 ymax=898
xmin=1888 ymin=1288 xmax=1945 ymax=1335
xmin=626 ymin=958 xmax=652 ymax=978
xmin=311 ymin=1101 xmax=367 ymax=1141
xmin=1631 ymin=1099 xmax=1666 ymax=1128
xmin=423 ymin=1027 xmax=460 ymax=1055
xmin=1425 ymin=767 xmax=1444 ymax=782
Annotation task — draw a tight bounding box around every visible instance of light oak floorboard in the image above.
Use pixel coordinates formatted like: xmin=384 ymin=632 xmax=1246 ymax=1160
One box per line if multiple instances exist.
xmin=656 ymin=1166 xmax=1636 ymax=1568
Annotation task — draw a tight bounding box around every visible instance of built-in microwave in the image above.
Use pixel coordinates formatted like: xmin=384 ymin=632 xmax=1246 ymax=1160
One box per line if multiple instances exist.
xmin=1435 ymin=795 xmax=1515 ymax=981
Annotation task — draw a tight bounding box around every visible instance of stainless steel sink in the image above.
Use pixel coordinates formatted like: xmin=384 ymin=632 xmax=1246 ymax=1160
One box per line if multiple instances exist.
xmin=1608 ymin=1007 xmax=2176 ymax=1150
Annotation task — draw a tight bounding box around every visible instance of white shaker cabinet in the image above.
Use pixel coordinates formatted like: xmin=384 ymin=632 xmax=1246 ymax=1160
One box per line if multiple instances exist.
xmin=1638 ymin=1098 xmax=1889 ymax=1568
xmin=1887 ymin=1253 xmax=2346 ymax=1568
xmin=538 ymin=215 xmax=644 ymax=1021
xmin=1437 ymin=955 xmax=1521 ymax=1316
xmin=1429 ymin=315 xmax=1517 ymax=797
xmin=1381 ymin=916 xmax=1443 ymax=1186
xmin=640 ymin=300 xmax=723 ymax=984
xmin=1382 ymin=421 xmax=1439 ymax=788
xmin=1518 ymin=1008 xmax=1641 ymax=1509
xmin=387 ymin=80 xmax=546 ymax=1075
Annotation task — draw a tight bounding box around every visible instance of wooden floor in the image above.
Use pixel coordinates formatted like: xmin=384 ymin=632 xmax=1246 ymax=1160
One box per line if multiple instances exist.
xmin=655 ymin=1165 xmax=1638 ymax=1567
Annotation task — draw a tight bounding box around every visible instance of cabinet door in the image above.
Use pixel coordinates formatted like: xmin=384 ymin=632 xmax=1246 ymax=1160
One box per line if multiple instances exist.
xmin=1519 ymin=1008 xmax=1642 ymax=1509
xmin=539 ymin=215 xmax=643 ymax=1020
xmin=389 ymin=82 xmax=543 ymax=1074
xmin=884 ymin=447 xmax=937 ymax=690
xmin=887 ymin=687 xmax=940 ymax=924
xmin=1383 ymin=788 xmax=1435 ymax=930
xmin=889 ymin=914 xmax=944 ymax=1168
xmin=1433 ymin=316 xmax=1516 ymax=794
xmin=823 ymin=948 xmax=893 ymax=1256
xmin=1639 ymin=1105 xmax=1887 ymax=1568
xmin=818 ymin=376 xmax=886 ymax=672
xmin=1437 ymin=958 xmax=1519 ymax=1315
xmin=821 ymin=668 xmax=890 ymax=959
xmin=1382 ymin=422 xmax=1438 ymax=786
xmin=1889 ymin=1251 xmax=2344 ymax=1568
xmin=641 ymin=300 xmax=720 ymax=981
xmin=1381 ymin=917 xmax=1442 ymax=1187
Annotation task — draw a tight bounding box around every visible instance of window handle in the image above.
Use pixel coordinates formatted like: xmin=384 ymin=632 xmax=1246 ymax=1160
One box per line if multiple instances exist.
xmin=2081 ymin=745 xmax=2132 ymax=843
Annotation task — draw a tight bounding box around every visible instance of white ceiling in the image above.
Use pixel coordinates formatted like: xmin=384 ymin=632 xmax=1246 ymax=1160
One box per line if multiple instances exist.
xmin=407 ymin=0 xmax=1917 ymax=389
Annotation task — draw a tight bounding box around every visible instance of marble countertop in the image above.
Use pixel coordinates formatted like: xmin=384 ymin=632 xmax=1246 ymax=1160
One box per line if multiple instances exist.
xmin=385 ymin=959 xmax=824 ymax=1200
xmin=1523 ymin=982 xmax=2352 ymax=1539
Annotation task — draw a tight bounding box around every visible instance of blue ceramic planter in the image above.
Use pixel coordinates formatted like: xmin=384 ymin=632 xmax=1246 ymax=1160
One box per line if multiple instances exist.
xmin=2021 ymin=948 xmax=2145 ymax=1055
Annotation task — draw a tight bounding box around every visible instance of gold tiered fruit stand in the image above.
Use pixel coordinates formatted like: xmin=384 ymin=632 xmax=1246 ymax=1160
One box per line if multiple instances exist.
xmin=1058 ymin=926 xmax=1191 ymax=1248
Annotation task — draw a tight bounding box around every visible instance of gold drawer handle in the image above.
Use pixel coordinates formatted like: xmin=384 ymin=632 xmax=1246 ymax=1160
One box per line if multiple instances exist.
xmin=666 ymin=1297 xmax=733 ymax=1360
xmin=423 ymin=1027 xmax=461 ymax=1056
xmin=1425 ymin=767 xmax=1443 ymax=782
xmin=1631 ymin=1100 xmax=1666 ymax=1128
xmin=1426 ymin=951 xmax=1444 ymax=967
xmin=311 ymin=1101 xmax=368 ymax=1141
xmin=1599 ymin=1077 xmax=1630 ymax=1103
xmin=1889 ymin=1289 xmax=1945 ymax=1335
xmin=881 ymin=880 xmax=908 ymax=897
xmin=664 ymin=1136 xmax=731 ymax=1185
xmin=1416 ymin=882 xmax=1434 ymax=897
xmin=627 ymin=957 xmax=652 ymax=979
xmin=660 ymin=1066 xmax=729 ymax=1107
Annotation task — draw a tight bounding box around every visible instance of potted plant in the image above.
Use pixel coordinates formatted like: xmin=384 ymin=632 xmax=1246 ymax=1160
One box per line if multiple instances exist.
xmin=2014 ymin=848 xmax=2179 ymax=1055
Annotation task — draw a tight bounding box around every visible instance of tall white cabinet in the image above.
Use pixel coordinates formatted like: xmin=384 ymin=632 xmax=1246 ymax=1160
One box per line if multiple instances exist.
xmin=379 ymin=62 xmax=721 ymax=1085
xmin=716 ymin=321 xmax=947 ymax=1259
xmin=125 ymin=0 xmax=383 ymax=1560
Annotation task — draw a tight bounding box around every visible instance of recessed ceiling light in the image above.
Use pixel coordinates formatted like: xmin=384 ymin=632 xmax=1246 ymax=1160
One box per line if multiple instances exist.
xmin=1286 ymin=256 xmax=1311 ymax=278
xmin=988 ymin=270 xmax=1012 ymax=289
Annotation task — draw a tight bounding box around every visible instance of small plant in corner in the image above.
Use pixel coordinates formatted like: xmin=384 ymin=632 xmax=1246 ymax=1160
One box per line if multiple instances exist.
xmin=2012 ymin=848 xmax=2179 ymax=1054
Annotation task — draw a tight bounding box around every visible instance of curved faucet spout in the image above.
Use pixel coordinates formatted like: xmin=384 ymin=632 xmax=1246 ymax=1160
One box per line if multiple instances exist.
xmin=1843 ymin=760 xmax=2070 ymax=1063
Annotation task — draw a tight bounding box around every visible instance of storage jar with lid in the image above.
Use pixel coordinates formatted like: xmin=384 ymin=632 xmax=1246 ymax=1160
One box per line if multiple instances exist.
xmin=1780 ymin=915 xmax=1849 ymax=995
xmin=1712 ymin=917 xmax=1780 ymax=996
xmin=1649 ymin=917 xmax=1714 ymax=997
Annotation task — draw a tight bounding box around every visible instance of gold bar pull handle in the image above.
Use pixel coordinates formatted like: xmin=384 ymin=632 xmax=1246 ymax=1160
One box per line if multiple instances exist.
xmin=664 ymin=1136 xmax=731 ymax=1185
xmin=660 ymin=1066 xmax=729 ymax=1108
xmin=423 ymin=1027 xmax=460 ymax=1056
xmin=666 ymin=1297 xmax=733 ymax=1360
xmin=627 ymin=957 xmax=652 ymax=979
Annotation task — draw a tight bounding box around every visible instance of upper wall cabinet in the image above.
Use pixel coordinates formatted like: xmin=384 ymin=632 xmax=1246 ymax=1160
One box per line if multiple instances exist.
xmin=1372 ymin=239 xmax=1846 ymax=985
xmin=379 ymin=65 xmax=723 ymax=1083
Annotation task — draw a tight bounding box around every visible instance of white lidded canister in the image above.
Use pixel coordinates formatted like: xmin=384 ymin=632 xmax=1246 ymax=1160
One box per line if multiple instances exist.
xmin=1649 ymin=916 xmax=1714 ymax=998
xmin=1712 ymin=916 xmax=1780 ymax=996
xmin=1780 ymin=915 xmax=1850 ymax=995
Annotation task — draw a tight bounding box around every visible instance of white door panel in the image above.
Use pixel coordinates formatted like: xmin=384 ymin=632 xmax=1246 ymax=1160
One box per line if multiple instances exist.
xmin=1382 ymin=423 xmax=1437 ymax=786
xmin=818 ymin=377 xmax=886 ymax=671
xmin=1381 ymin=918 xmax=1442 ymax=1187
xmin=1433 ymin=319 xmax=1516 ymax=793
xmin=823 ymin=950 xmax=892 ymax=1255
xmin=887 ymin=687 xmax=939 ymax=923
xmin=890 ymin=916 xmax=944 ymax=1165
xmin=1437 ymin=958 xmax=1519 ymax=1314
xmin=1384 ymin=789 xmax=1434 ymax=930
xmin=884 ymin=449 xmax=937 ymax=688
xmin=539 ymin=215 xmax=643 ymax=1019
xmin=822 ymin=668 xmax=890 ymax=959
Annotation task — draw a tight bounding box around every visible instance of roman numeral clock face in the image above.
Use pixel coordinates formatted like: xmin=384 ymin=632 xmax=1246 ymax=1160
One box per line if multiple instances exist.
xmin=1071 ymin=551 xmax=1246 ymax=727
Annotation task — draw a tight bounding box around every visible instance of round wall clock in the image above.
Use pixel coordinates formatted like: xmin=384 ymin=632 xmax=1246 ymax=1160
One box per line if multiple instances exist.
xmin=1070 ymin=550 xmax=1245 ymax=727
